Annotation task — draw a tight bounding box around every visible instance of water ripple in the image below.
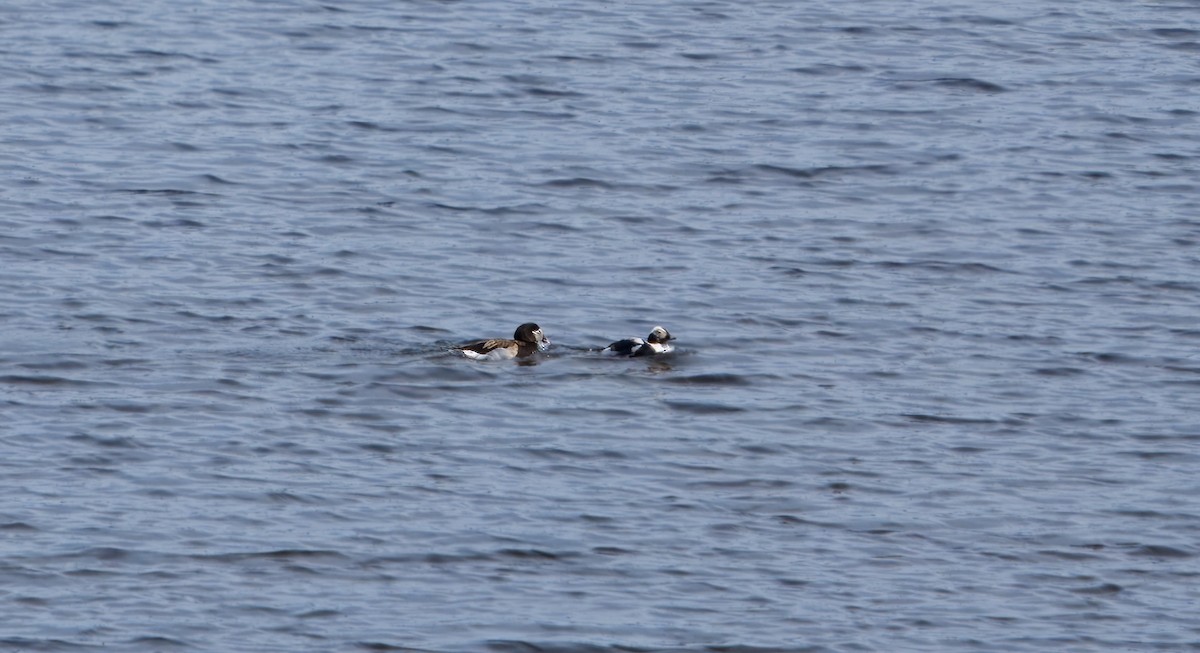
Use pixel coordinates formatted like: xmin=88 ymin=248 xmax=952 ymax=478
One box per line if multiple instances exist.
xmin=2 ymin=1 xmax=1197 ymax=652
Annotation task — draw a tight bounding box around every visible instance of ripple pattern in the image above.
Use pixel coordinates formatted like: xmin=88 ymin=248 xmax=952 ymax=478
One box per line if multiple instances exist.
xmin=2 ymin=1 xmax=1199 ymax=652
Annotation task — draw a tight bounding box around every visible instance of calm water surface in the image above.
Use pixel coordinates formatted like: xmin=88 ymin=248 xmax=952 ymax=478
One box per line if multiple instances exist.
xmin=2 ymin=1 xmax=1198 ymax=651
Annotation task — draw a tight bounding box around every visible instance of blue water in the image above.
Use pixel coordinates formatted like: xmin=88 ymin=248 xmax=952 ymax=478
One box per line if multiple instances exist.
xmin=2 ymin=1 xmax=1198 ymax=651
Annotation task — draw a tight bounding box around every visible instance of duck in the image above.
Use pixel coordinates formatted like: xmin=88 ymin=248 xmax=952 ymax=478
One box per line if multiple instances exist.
xmin=603 ymin=326 xmax=674 ymax=357
xmin=455 ymin=323 xmax=551 ymax=360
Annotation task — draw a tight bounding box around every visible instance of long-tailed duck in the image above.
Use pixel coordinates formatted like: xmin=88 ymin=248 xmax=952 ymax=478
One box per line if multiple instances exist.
xmin=455 ymin=323 xmax=550 ymax=360
xmin=603 ymin=326 xmax=674 ymax=357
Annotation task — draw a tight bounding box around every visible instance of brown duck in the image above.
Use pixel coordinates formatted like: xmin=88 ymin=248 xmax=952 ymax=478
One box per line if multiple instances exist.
xmin=455 ymin=323 xmax=550 ymax=360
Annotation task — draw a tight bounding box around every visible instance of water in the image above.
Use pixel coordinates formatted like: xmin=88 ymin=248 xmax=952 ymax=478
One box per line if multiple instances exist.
xmin=2 ymin=1 xmax=1198 ymax=651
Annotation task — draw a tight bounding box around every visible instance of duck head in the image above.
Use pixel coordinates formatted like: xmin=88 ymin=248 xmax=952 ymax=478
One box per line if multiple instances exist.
xmin=515 ymin=322 xmax=551 ymax=350
xmin=647 ymin=326 xmax=672 ymax=344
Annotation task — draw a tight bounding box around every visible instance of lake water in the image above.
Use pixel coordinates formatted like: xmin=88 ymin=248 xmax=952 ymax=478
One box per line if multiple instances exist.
xmin=2 ymin=1 xmax=1198 ymax=651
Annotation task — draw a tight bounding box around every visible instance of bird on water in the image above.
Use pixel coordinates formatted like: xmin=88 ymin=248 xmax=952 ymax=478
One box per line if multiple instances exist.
xmin=603 ymin=326 xmax=674 ymax=357
xmin=455 ymin=323 xmax=551 ymax=360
